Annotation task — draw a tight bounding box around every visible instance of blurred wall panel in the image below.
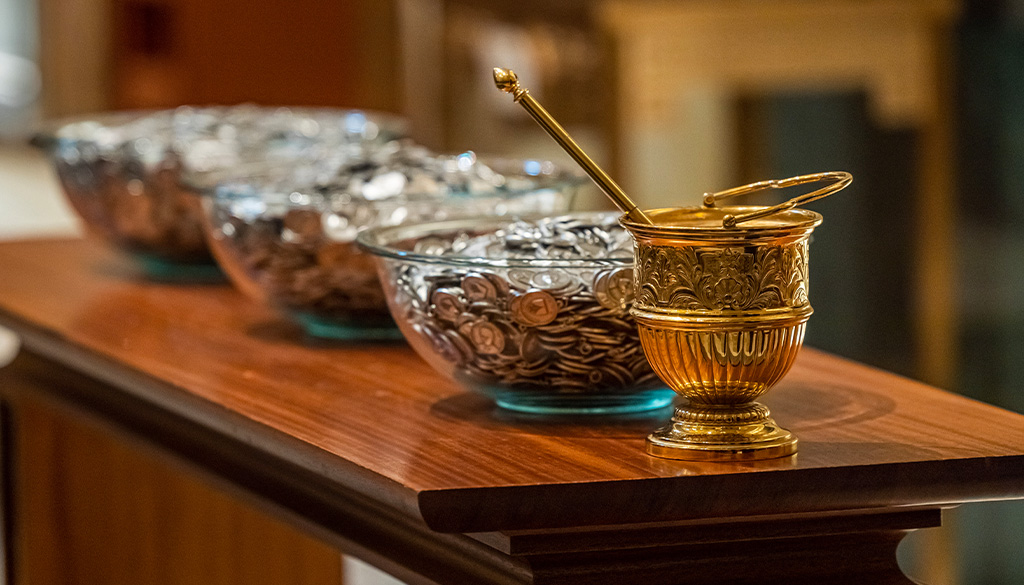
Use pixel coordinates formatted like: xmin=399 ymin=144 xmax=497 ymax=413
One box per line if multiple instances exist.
xmin=38 ymin=0 xmax=113 ymax=116
xmin=398 ymin=0 xmax=444 ymax=149
xmin=109 ymin=0 xmax=400 ymax=111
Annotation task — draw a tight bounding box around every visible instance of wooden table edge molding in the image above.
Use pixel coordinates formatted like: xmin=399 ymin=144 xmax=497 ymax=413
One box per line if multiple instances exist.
xmin=1 ymin=238 xmax=1024 ymax=585
xmin=0 ymin=307 xmax=417 ymax=514
xmin=5 ymin=305 xmax=1024 ymax=536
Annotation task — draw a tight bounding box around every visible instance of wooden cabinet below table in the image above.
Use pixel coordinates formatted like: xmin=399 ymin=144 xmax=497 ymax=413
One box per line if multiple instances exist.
xmin=4 ymin=362 xmax=343 ymax=585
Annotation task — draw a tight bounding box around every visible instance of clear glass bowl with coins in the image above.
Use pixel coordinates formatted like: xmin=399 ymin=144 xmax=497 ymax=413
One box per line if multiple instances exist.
xmin=33 ymin=105 xmax=404 ymax=281
xmin=357 ymin=212 xmax=674 ymax=414
xmin=204 ymin=149 xmax=583 ymax=340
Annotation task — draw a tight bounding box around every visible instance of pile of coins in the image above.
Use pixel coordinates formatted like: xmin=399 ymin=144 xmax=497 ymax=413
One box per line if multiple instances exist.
xmin=43 ymin=106 xmax=402 ymax=263
xmin=212 ymin=205 xmax=391 ymax=324
xmin=386 ymin=214 xmax=662 ymax=397
xmin=307 ymin=146 xmax=557 ymax=203
xmin=207 ymin=148 xmax=575 ymax=328
xmin=56 ymin=149 xmax=209 ymax=262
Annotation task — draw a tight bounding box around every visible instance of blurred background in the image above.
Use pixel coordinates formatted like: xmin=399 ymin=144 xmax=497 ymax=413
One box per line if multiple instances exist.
xmin=1 ymin=0 xmax=1023 ymax=583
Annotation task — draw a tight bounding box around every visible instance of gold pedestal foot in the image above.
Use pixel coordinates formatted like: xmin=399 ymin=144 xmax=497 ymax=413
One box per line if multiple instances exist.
xmin=646 ymin=402 xmax=797 ymax=461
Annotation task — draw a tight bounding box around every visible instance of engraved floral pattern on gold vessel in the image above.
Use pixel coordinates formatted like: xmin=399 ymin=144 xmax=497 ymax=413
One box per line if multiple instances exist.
xmin=634 ymin=243 xmax=810 ymax=313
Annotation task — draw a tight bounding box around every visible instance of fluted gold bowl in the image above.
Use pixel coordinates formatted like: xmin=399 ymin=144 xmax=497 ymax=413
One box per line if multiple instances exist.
xmin=621 ymin=204 xmax=822 ymax=460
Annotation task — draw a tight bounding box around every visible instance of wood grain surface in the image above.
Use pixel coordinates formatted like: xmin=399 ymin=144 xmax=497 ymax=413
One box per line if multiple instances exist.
xmin=1 ymin=238 xmax=1022 ymax=534
xmin=11 ymin=393 xmax=343 ymax=585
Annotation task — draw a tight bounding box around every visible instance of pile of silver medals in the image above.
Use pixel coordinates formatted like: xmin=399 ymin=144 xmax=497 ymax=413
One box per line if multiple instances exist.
xmin=395 ymin=213 xmax=662 ymax=395
xmin=220 ymin=147 xmax=560 ymax=323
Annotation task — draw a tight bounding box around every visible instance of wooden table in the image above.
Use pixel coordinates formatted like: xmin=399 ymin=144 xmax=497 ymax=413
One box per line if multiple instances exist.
xmin=1 ymin=238 xmax=1022 ymax=585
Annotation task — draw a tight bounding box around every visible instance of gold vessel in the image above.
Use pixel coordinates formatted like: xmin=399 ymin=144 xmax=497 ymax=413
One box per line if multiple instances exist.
xmin=489 ymin=66 xmax=852 ymax=460
xmin=621 ymin=172 xmax=851 ymax=461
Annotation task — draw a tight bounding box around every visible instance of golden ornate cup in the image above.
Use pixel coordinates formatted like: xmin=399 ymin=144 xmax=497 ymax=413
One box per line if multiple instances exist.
xmin=621 ymin=172 xmax=851 ymax=460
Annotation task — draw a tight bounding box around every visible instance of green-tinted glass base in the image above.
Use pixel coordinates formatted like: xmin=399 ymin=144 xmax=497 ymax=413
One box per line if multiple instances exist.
xmin=490 ymin=388 xmax=675 ymax=415
xmin=136 ymin=254 xmax=225 ymax=283
xmin=293 ymin=312 xmax=404 ymax=341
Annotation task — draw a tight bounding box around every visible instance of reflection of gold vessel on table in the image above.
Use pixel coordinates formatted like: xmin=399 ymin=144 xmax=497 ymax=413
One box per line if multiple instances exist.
xmin=493 ymin=66 xmax=852 ymax=460
xmin=623 ymin=172 xmax=850 ymax=460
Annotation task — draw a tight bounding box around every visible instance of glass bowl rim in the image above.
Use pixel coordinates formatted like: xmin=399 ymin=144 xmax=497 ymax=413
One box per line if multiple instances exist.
xmin=356 ymin=211 xmax=634 ymax=270
xmin=30 ymin=105 xmax=408 ymax=152
xmin=208 ymin=153 xmax=589 ymax=203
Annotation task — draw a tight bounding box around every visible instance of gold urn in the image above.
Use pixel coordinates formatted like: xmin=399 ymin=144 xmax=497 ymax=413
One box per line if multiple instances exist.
xmin=621 ymin=172 xmax=851 ymax=461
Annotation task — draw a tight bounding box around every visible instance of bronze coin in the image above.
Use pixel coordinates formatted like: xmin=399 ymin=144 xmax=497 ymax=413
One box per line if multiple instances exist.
xmin=480 ymin=271 xmax=511 ymax=297
xmin=444 ymin=329 xmax=474 ymax=361
xmin=519 ymin=330 xmax=551 ymax=362
xmin=529 ymin=269 xmax=573 ymax=291
xmin=462 ymin=273 xmax=498 ymax=302
xmin=468 ymin=320 xmax=507 ymax=355
xmin=282 ymin=208 xmax=323 ymax=240
xmin=509 ymin=289 xmax=558 ymax=327
xmin=416 ymin=322 xmax=466 ymax=366
xmin=316 ymin=241 xmax=354 ymax=267
xmin=430 ymin=288 xmax=464 ymax=322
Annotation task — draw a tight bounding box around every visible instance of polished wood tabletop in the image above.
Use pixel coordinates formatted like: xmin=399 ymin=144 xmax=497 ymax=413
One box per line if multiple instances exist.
xmin=1 ymin=238 xmax=1023 ymax=537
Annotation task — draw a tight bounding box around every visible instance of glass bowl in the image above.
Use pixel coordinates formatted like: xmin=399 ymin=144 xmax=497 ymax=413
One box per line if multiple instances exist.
xmin=356 ymin=212 xmax=673 ymax=414
xmin=203 ymin=149 xmax=583 ymax=340
xmin=32 ymin=105 xmax=405 ymax=281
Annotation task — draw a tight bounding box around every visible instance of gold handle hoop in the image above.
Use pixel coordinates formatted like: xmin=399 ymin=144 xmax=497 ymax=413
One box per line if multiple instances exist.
xmin=702 ymin=171 xmax=852 ymax=228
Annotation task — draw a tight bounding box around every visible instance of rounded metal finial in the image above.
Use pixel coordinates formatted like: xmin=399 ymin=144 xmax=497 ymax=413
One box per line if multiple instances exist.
xmin=490 ymin=64 xmax=651 ymax=224
xmin=493 ymin=67 xmax=519 ymax=93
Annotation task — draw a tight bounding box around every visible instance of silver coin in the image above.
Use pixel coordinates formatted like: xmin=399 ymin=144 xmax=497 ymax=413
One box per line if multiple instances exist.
xmin=507 ymin=268 xmax=535 ymax=290
xmin=594 ymin=267 xmax=634 ymax=311
xmin=430 ymin=288 xmax=464 ymax=322
xmin=550 ymin=231 xmax=578 ymax=247
xmin=413 ymin=236 xmax=450 ymax=255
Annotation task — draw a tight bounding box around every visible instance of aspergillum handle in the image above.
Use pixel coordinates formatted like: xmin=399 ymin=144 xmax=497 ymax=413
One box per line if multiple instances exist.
xmin=493 ymin=67 xmax=652 ymax=225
